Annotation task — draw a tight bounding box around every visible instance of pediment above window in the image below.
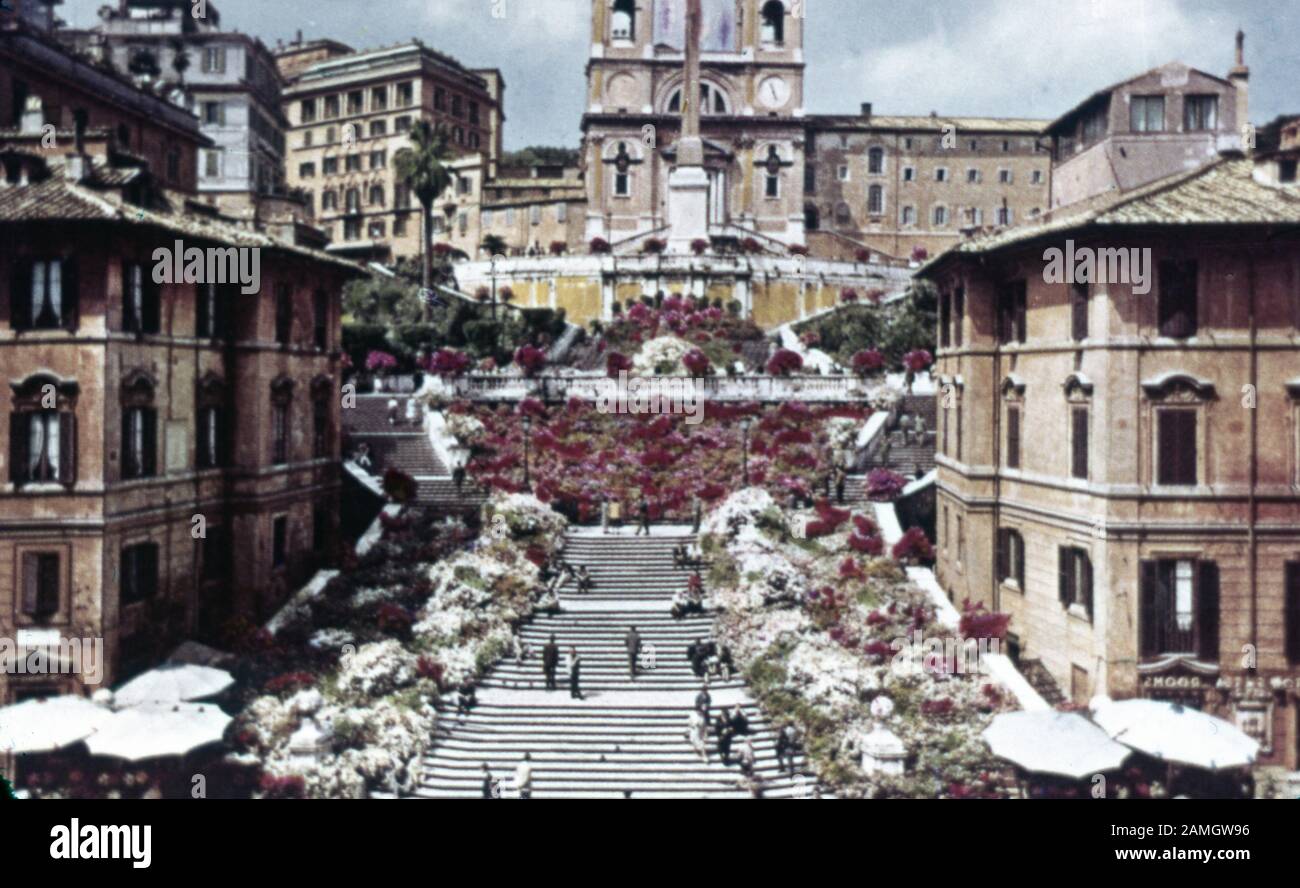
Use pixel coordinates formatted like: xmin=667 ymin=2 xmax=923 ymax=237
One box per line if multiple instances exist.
xmin=10 ymin=370 xmax=79 ymax=402
xmin=1141 ymin=372 xmax=1215 ymax=402
xmin=120 ymin=368 xmax=157 ymax=406
xmin=1001 ymin=374 xmax=1026 ymax=398
xmin=1286 ymin=378 xmax=1300 ymax=400
xmin=1062 ymin=372 xmax=1094 ymax=398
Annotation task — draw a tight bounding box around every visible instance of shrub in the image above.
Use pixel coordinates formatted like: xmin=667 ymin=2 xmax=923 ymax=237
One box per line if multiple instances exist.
xmin=382 ymin=468 xmax=417 ymax=504
xmin=690 ymin=238 xmax=710 ymax=256
xmin=589 ymin=237 xmax=611 ymax=254
xmin=605 ymin=351 xmax=634 ymax=377
xmin=892 ymin=526 xmax=934 ymax=562
xmin=642 ymin=238 xmax=667 ymax=255
xmin=851 ymin=349 xmax=886 ymax=376
xmin=855 ymin=247 xmax=871 ymax=263
xmin=840 ymin=287 xmax=858 ymax=304
xmin=903 ymin=349 xmax=933 ymax=372
xmin=766 ymin=348 xmax=803 ymax=377
xmin=514 ymin=344 xmax=547 ymax=376
xmin=959 ymin=600 xmax=1012 ymax=643
xmin=911 ymin=245 xmax=929 ymax=263
xmin=425 ymin=348 xmax=471 ymax=377
xmin=740 ymin=237 xmax=763 ymax=255
xmin=549 ymin=240 xmax=567 ymax=256
xmin=866 ymin=468 xmax=906 ymax=501
xmin=364 ymin=350 xmax=398 ymax=373
xmin=789 ymin=244 xmax=809 ymax=257
xmin=682 ymin=348 xmax=710 ymax=376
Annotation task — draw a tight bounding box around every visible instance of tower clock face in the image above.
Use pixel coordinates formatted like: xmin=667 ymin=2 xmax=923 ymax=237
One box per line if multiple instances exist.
xmin=758 ymin=76 xmax=791 ymax=110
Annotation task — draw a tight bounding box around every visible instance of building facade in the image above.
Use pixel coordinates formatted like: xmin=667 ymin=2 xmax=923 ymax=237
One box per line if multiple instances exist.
xmin=0 ymin=128 xmax=358 ymax=703
xmin=62 ymin=0 xmax=291 ymax=218
xmin=924 ymin=153 xmax=1300 ymax=768
xmin=278 ymin=39 xmax=504 ymax=263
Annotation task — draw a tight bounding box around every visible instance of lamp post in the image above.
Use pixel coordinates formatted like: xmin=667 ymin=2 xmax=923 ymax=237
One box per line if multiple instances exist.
xmin=740 ymin=417 xmax=753 ymax=486
xmin=522 ymin=413 xmax=532 ymax=491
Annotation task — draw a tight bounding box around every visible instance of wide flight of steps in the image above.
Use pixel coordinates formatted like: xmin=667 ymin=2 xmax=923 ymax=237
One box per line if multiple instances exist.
xmin=414 ymin=531 xmax=819 ymax=798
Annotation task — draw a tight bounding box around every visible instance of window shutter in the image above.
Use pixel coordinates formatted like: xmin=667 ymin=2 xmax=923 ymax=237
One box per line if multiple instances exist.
xmin=142 ymin=409 xmax=158 ymax=476
xmin=58 ymin=412 xmax=76 ymax=485
xmin=1015 ymin=534 xmax=1025 ymax=589
xmin=1197 ymin=561 xmax=1220 ymax=662
xmin=21 ymin=552 xmax=40 ymax=615
xmin=1071 ymin=283 xmax=1088 ymax=341
xmin=1286 ymin=562 xmax=1300 ymax=665
xmin=121 ymin=409 xmax=134 ymax=479
xmin=940 ymin=292 xmax=951 ymax=348
xmin=1081 ymin=552 xmax=1094 ymax=621
xmin=144 ymin=275 xmax=162 ymax=334
xmin=10 ymin=411 xmax=31 ymax=485
xmin=1139 ymin=561 xmax=1159 ymax=657
xmin=60 ymin=258 xmax=79 ymax=331
xmin=197 ymin=283 xmax=211 ymax=338
xmin=1158 ymin=411 xmax=1197 ymax=485
xmin=1072 ymin=408 xmax=1088 ymax=479
xmin=1058 ymin=548 xmax=1071 ymax=607
xmin=996 ymin=528 xmax=1008 ymax=581
xmin=1006 ymin=407 xmax=1020 ymax=468
xmin=37 ymin=554 xmax=60 ymax=617
xmin=10 ymin=259 xmax=32 ymax=330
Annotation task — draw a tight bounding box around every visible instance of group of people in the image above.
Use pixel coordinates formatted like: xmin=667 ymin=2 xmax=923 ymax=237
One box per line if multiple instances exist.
xmin=671 ymin=543 xmax=703 ymax=571
xmin=686 ymin=637 xmax=735 ymax=680
xmin=480 ymin=753 xmax=533 ymax=799
xmin=598 ymin=495 xmax=652 ymax=535
xmin=540 ymin=634 xmax=585 ymax=699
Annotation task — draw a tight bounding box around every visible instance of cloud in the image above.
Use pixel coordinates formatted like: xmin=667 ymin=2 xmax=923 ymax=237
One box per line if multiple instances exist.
xmin=847 ymin=0 xmax=1208 ymax=119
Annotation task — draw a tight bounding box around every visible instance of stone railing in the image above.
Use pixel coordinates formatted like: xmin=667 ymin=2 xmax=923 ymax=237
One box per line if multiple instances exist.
xmin=426 ymin=373 xmax=870 ymax=403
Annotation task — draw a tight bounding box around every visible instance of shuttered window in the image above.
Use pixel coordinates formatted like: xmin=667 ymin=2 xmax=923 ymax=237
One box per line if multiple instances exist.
xmin=121 ymin=262 xmax=160 ymax=334
xmin=1286 ymin=562 xmax=1300 ymax=666
xmin=1006 ymin=406 xmax=1021 ymax=469
xmin=121 ymin=407 xmax=158 ymax=480
xmin=1058 ymin=547 xmax=1093 ymax=620
xmin=1157 ymin=409 xmax=1197 ymax=485
xmin=1071 ymin=282 xmax=1088 ymax=341
xmin=1071 ymin=407 xmax=1089 ymax=480
xmin=999 ymin=280 xmax=1027 ymax=344
xmin=9 ymin=259 xmax=78 ymax=331
xmin=997 ymin=529 xmax=1025 ymax=590
xmin=121 ymin=542 xmax=159 ymax=606
xmin=1157 ymin=260 xmax=1198 ymax=338
xmin=20 ymin=552 xmax=61 ymax=621
xmin=9 ymin=410 xmax=76 ymax=487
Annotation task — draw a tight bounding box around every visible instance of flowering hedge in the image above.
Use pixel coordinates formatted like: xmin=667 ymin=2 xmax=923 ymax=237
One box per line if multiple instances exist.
xmin=447 ymin=399 xmax=869 ymax=523
xmin=766 ymin=348 xmax=804 ymax=377
xmin=700 ymin=489 xmax=1017 ymax=798
xmin=365 ymin=350 xmax=398 ymax=373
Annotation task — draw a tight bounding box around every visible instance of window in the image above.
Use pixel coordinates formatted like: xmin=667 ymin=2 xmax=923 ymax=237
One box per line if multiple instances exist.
xmin=204 ymin=150 xmax=220 ymax=178
xmin=369 ymin=184 xmax=385 ymax=206
xmin=203 ymin=101 xmax=225 ymax=126
xmin=344 ymin=219 xmax=361 ymax=240
xmin=867 ymin=185 xmax=884 ymax=215
xmin=902 ymin=166 xmax=915 ymax=182
xmin=1286 ymin=562 xmax=1300 ymax=665
xmin=469 ymin=132 xmax=481 ymax=149
xmin=201 ymin=46 xmax=226 ymax=74
xmin=346 ymin=91 xmax=364 ymax=116
xmin=836 ymin=164 xmax=850 ymax=181
xmin=434 ymin=87 xmax=446 ymax=112
xmin=935 ymin=167 xmax=949 ymax=183
xmin=611 ymin=0 xmax=636 ymax=39
xmin=369 ymin=119 xmax=387 ymax=138
xmin=10 ymin=258 xmax=78 ymax=331
xmin=1031 ymin=169 xmax=1044 ymax=185
xmin=953 ymin=287 xmax=964 ymax=347
xmin=556 ymin=202 xmax=567 ymax=223
xmin=298 ymin=162 xmax=315 ymax=179
xmin=1156 ymin=409 xmax=1197 ymax=485
xmin=370 ymin=150 xmax=386 ymax=169
xmin=1281 ymin=159 xmax=1298 ymax=184
xmin=270 ymin=380 xmax=292 ymax=466
xmin=196 ymin=404 xmax=223 ymax=469
xmin=20 ymin=552 xmax=61 ymax=622
xmin=760 ymin=1 xmax=785 ymax=43
xmin=1006 ymin=405 xmax=1021 ymax=469
xmin=345 ymin=188 xmax=360 ymax=214
xmin=614 ymin=171 xmax=630 ymax=196
xmin=932 ymin=205 xmax=948 ymax=226
xmin=667 ymin=83 xmax=730 ymax=116
xmin=998 ymin=280 xmax=1027 ymax=344
xmin=1130 ymin=95 xmax=1165 ymax=132
xmin=966 ymin=207 xmax=984 ymax=226
xmin=322 ymin=157 xmax=338 ymax=175
xmin=765 ymin=171 xmax=780 ymax=198
xmin=1058 ymin=547 xmax=1094 ymax=620
xmin=1140 ymin=560 xmax=1219 ymax=659
xmin=1070 ymin=281 xmax=1088 ymax=341
xmin=469 ymin=102 xmax=480 ymax=125
xmin=966 ymin=168 xmax=981 ymax=184
xmin=898 ymin=205 xmax=914 ymax=226
xmin=324 ymin=95 xmax=340 ymax=119
xmin=394 ymin=214 xmax=408 ymax=236
xmin=121 ymin=402 xmax=157 ymax=481
xmin=530 ymin=205 xmax=541 ymax=226
xmin=312 ymin=380 xmax=331 ymax=459
xmin=275 ymin=283 xmax=293 ymax=345
xmin=999 ymin=169 xmax=1013 ymax=184
xmin=1184 ymin=95 xmax=1218 ymax=131
xmin=202 ymin=525 xmax=228 ymax=582
xmin=313 ymin=290 xmax=329 ymax=350
xmin=322 ymin=190 xmax=338 ymax=211
xmin=1071 ymin=407 xmax=1089 ymax=480
xmin=397 ymin=82 xmax=414 ymax=108
xmin=345 ymin=154 xmax=361 ymax=173
xmin=939 ymin=291 xmax=951 ymax=349
xmin=997 ymin=528 xmax=1025 ymax=590
xmin=995 ymin=206 xmax=1012 ymax=226
xmin=1158 ymin=259 xmax=1198 ymax=338
xmin=300 ymin=99 xmax=317 ymax=124
xmin=371 ymin=86 xmax=388 ymax=111
xmin=367 ymin=219 xmax=386 ymax=239
xmin=121 ymin=262 xmax=160 ymax=334
xmin=867 ymin=147 xmax=884 ymax=174
xmin=120 ymin=543 xmax=159 ymax=606
xmin=303 ymin=130 xmax=314 ymax=149
xmin=458 ymin=212 xmax=468 ymax=235
xmin=272 ymin=516 xmax=288 ymax=569
xmin=9 ymin=407 xmax=75 ymax=487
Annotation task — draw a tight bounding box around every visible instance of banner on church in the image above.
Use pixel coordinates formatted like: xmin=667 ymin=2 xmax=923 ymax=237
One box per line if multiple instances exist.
xmin=653 ymin=0 xmax=736 ymax=52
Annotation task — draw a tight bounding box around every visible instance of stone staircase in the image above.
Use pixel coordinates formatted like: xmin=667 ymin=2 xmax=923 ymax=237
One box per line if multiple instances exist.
xmin=414 ymin=531 xmax=819 ymax=798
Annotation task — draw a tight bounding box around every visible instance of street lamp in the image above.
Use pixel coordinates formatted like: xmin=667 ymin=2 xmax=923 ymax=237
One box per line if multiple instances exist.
xmin=522 ymin=414 xmax=533 ymax=491
xmin=739 ymin=417 xmax=753 ymax=486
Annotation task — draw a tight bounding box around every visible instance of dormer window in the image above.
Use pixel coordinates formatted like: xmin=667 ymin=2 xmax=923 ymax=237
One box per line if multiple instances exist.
xmin=1184 ymin=95 xmax=1218 ymax=131
xmin=1130 ymin=95 xmax=1166 ymax=133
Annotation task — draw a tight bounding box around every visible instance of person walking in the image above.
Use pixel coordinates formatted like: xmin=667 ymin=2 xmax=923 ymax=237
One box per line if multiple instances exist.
xmin=600 ymin=496 xmax=610 ymax=534
xmin=481 ymin=763 xmax=499 ymax=799
xmin=542 ymin=634 xmax=559 ymax=691
xmin=608 ymin=497 xmax=622 ymax=532
xmin=695 ymin=679 xmax=711 ymax=728
xmin=775 ymin=724 xmax=800 ymax=775
xmin=635 ymin=496 xmax=651 ymax=536
xmin=567 ymin=646 xmax=583 ymax=700
xmin=687 ymin=710 xmax=709 ymax=763
xmin=452 ymin=464 xmax=466 ymax=496
xmin=691 ymin=496 xmax=703 ymax=534
xmin=515 ymin=753 xmax=533 ymax=800
xmin=625 ymin=626 xmax=642 ymax=679
xmin=835 ymin=467 xmax=846 ymax=504
xmin=738 ymin=737 xmax=757 ymax=777
xmin=716 ymin=706 xmax=735 ymax=765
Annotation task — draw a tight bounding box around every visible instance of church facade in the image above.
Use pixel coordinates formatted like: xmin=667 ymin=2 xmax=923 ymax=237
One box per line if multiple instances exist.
xmin=581 ymin=1 xmax=1052 ymax=260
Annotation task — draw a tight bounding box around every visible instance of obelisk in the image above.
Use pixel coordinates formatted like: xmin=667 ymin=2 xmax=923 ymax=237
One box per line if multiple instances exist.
xmin=666 ymin=0 xmax=711 ymax=253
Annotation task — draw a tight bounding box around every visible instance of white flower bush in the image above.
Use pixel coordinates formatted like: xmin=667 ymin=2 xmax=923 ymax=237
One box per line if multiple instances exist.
xmin=825 ymin=416 xmax=861 ymax=452
xmin=335 ymin=640 xmax=418 ymax=702
xmin=632 ymin=335 xmax=695 ymax=376
xmin=446 ymin=412 xmax=487 ymax=447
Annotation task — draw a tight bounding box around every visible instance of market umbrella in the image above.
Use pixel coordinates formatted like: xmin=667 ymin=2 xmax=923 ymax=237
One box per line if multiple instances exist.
xmin=112 ymin=663 xmax=234 ymax=707
xmin=1091 ymin=699 xmax=1258 ymax=771
xmin=982 ymin=711 xmax=1132 ymax=779
xmin=0 ymin=695 xmax=114 ymax=753
xmin=84 ymin=702 xmax=231 ymax=762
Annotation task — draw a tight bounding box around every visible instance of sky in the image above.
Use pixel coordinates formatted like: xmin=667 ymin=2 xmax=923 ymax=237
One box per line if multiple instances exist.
xmin=59 ymin=0 xmax=1300 ymax=150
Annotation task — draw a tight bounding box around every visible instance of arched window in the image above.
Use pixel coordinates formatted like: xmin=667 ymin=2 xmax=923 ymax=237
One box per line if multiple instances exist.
xmin=611 ymin=0 xmax=635 ymax=41
xmin=120 ymin=369 xmax=157 ymax=480
xmin=270 ymin=376 xmax=295 ymax=466
xmin=311 ymin=376 xmax=333 ymax=460
xmin=761 ymin=1 xmax=785 ymax=45
xmin=369 ymin=184 xmax=385 ymax=206
xmin=196 ymin=372 xmax=227 ymax=470
xmin=868 ymin=146 xmax=884 ymax=174
xmin=867 ymin=184 xmax=884 ymax=215
xmin=667 ymin=82 xmax=730 ymax=116
xmin=345 ymin=187 xmax=360 ymax=214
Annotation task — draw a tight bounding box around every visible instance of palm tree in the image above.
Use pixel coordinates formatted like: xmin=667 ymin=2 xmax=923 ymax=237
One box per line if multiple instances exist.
xmin=394 ymin=122 xmax=455 ymax=290
xmin=481 ymin=234 xmax=507 ymax=257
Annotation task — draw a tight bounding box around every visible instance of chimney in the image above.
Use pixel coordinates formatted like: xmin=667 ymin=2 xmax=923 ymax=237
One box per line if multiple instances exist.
xmin=1228 ymin=29 xmax=1250 ymax=135
xmin=73 ymin=109 xmax=88 ymax=154
xmin=860 ymin=102 xmax=873 ymax=119
xmin=19 ymin=95 xmax=44 ymax=136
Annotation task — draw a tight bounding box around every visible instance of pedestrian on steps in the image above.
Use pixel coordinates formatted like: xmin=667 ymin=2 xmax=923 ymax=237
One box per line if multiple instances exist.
xmin=481 ymin=763 xmax=499 ymax=799
xmin=691 ymin=496 xmax=702 ymax=534
xmin=452 ymin=465 xmax=466 ymax=495
xmin=835 ymin=467 xmax=846 ymax=504
xmin=636 ymin=496 xmax=650 ymax=536
xmin=542 ymin=634 xmax=559 ymax=691
xmin=716 ymin=706 xmax=734 ymax=765
xmin=567 ymin=646 xmax=583 ymax=699
xmin=687 ymin=710 xmax=709 ymax=762
xmin=738 ymin=737 xmax=757 ymax=777
xmin=600 ymin=496 xmax=610 ymax=534
xmin=695 ymin=680 xmax=711 ymax=728
xmin=515 ymin=753 xmax=533 ymax=800
xmin=625 ymin=626 xmax=641 ymax=679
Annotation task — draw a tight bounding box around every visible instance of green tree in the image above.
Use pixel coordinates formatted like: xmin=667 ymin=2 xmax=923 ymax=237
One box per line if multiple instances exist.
xmin=481 ymin=233 xmax=507 ymax=257
xmin=393 ymin=122 xmax=455 ymax=291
